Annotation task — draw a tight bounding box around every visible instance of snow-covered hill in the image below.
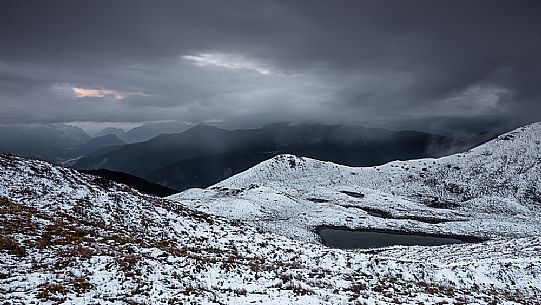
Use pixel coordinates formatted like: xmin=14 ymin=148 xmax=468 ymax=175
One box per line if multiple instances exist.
xmin=1 ymin=123 xmax=540 ymax=304
xmin=170 ymin=122 xmax=541 ymax=242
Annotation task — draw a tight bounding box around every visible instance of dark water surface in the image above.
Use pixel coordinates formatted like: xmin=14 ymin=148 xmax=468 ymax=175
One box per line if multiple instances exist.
xmin=317 ymin=227 xmax=482 ymax=249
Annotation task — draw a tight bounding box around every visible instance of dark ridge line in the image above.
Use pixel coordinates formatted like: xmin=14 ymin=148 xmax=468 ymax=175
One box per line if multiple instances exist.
xmin=78 ymin=169 xmax=178 ymax=197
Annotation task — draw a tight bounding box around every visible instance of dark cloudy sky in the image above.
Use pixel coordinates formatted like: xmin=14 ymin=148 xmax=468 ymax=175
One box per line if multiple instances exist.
xmin=1 ymin=0 xmax=540 ymax=131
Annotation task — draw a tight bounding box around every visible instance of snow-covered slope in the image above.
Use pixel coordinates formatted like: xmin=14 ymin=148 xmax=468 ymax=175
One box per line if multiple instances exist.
xmin=171 ymin=122 xmax=541 ymax=241
xmin=1 ymin=122 xmax=541 ymax=304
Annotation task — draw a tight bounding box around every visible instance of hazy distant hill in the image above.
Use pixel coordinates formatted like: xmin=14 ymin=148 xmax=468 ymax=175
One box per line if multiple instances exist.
xmin=70 ymin=134 xmax=125 ymax=156
xmin=0 ymin=125 xmax=130 ymax=164
xmin=0 ymin=124 xmax=90 ymax=162
xmin=75 ymin=123 xmax=497 ymax=190
xmin=94 ymin=121 xmax=193 ymax=144
xmin=93 ymin=127 xmax=126 ymax=139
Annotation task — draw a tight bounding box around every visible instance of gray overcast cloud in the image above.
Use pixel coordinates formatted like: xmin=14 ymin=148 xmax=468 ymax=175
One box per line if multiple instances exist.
xmin=1 ymin=0 xmax=540 ymax=130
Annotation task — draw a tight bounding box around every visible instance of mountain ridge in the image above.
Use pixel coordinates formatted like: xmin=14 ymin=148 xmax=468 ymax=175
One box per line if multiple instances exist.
xmin=170 ymin=121 xmax=541 ymax=241
xmin=75 ymin=123 xmax=497 ymax=190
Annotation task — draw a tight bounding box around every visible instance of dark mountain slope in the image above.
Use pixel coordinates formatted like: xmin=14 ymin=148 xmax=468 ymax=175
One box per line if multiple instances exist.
xmin=122 ymin=120 xmax=192 ymax=143
xmin=70 ymin=134 xmax=125 ymax=156
xmin=148 ymin=152 xmax=276 ymax=190
xmin=78 ymin=168 xmax=177 ymax=197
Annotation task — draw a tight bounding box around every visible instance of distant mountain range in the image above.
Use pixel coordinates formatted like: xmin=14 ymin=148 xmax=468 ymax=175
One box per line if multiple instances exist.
xmin=0 ymin=124 xmax=121 ymax=163
xmin=74 ymin=123 xmax=502 ymax=191
xmin=0 ymin=121 xmax=507 ymax=192
xmin=0 ymin=121 xmax=194 ymax=164
xmin=94 ymin=121 xmax=193 ymax=143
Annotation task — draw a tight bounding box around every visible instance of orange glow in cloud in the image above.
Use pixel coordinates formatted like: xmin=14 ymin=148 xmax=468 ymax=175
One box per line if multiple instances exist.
xmin=72 ymin=87 xmax=129 ymax=100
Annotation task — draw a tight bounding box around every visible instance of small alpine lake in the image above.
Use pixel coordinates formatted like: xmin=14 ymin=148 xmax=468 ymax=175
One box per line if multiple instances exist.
xmin=316 ymin=226 xmax=484 ymax=249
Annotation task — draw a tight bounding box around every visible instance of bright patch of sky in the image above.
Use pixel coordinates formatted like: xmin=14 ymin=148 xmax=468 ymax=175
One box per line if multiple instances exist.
xmin=182 ymin=53 xmax=272 ymax=75
xmin=71 ymin=87 xmax=153 ymax=100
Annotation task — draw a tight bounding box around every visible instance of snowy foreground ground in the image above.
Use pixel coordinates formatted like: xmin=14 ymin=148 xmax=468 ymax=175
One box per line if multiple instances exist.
xmin=1 ymin=123 xmax=541 ymax=304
